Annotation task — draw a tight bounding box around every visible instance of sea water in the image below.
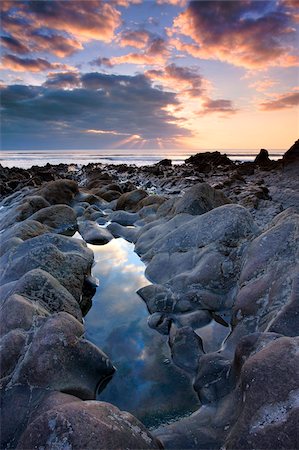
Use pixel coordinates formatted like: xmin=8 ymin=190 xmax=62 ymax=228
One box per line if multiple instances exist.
xmin=0 ymin=148 xmax=284 ymax=168
xmin=83 ymin=238 xmax=200 ymax=429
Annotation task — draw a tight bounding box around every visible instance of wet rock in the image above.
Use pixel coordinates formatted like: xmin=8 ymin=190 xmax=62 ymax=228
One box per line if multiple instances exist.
xmin=0 ymin=329 xmax=27 ymax=379
xmin=224 ymin=337 xmax=299 ymax=450
xmin=169 ymin=325 xmax=204 ymax=374
xmin=137 ymin=284 xmax=174 ymax=314
xmin=1 ymin=269 xmax=82 ymax=321
xmin=0 ymin=233 xmax=93 ymax=302
xmin=172 ymin=182 xmax=231 ymax=216
xmin=232 ymin=210 xmax=299 ymax=338
xmin=107 ymin=222 xmax=139 ymax=243
xmin=0 ymin=219 xmax=50 ymax=242
xmin=78 ymin=220 xmax=113 ymax=245
xmin=0 ymin=293 xmax=48 ymax=337
xmin=37 ymin=179 xmax=79 ymax=205
xmin=116 ymin=189 xmax=148 ymax=211
xmin=143 ymin=204 xmax=257 ymax=260
xmin=0 ymin=237 xmax=23 ymax=257
xmin=193 ymin=353 xmax=233 ymax=404
xmin=12 ymin=312 xmax=115 ymax=400
xmin=17 ymin=399 xmax=161 ymax=450
xmin=29 ymin=204 xmax=77 ymax=234
xmin=110 ymin=210 xmax=139 ymax=226
xmin=0 ymin=195 xmax=50 ymax=230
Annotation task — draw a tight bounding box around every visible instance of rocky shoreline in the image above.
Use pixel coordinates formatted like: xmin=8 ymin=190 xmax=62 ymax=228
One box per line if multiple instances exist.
xmin=0 ymin=141 xmax=298 ymax=449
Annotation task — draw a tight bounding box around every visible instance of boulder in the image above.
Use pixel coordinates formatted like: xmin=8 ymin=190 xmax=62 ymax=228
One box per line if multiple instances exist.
xmin=12 ymin=312 xmax=115 ymax=400
xmin=110 ymin=210 xmax=139 ymax=226
xmin=283 ymin=139 xmax=299 ymax=164
xmin=0 ymin=195 xmax=50 ymax=230
xmin=37 ymin=179 xmax=78 ymax=205
xmin=254 ymin=148 xmax=271 ymax=166
xmin=29 ymin=204 xmax=77 ymax=234
xmin=78 ymin=220 xmax=113 ymax=245
xmin=17 ymin=399 xmax=161 ymax=450
xmin=116 ymin=189 xmax=148 ymax=212
xmin=172 ymin=183 xmax=231 ymax=216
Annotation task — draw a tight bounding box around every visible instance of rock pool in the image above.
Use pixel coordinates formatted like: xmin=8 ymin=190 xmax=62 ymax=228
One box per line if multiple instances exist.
xmin=83 ymin=237 xmax=200 ymax=429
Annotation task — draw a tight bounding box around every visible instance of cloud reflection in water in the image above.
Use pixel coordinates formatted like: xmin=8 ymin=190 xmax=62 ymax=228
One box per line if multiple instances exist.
xmin=84 ymin=238 xmax=199 ymax=429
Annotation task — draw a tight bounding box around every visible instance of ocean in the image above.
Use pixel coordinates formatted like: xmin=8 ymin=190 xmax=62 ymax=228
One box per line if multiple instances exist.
xmin=0 ymin=149 xmax=284 ymax=169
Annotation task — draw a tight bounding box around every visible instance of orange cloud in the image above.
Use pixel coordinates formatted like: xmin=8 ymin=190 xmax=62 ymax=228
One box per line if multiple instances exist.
xmin=199 ymin=98 xmax=238 ymax=116
xmin=119 ymin=30 xmax=152 ymax=49
xmin=171 ymin=1 xmax=299 ymax=69
xmin=146 ymin=63 xmax=204 ymax=97
xmin=259 ymin=91 xmax=299 ymax=110
xmin=249 ymin=79 xmax=278 ymax=93
xmin=107 ymin=37 xmax=170 ymax=66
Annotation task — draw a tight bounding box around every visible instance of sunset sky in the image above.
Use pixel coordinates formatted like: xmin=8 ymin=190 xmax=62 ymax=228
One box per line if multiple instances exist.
xmin=1 ymin=0 xmax=298 ymax=152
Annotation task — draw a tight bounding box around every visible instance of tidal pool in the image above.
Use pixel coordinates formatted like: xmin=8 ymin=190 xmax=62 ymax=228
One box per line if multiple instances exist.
xmin=84 ymin=237 xmax=200 ymax=429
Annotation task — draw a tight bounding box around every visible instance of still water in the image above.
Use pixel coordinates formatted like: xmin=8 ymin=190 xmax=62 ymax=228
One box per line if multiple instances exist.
xmin=84 ymin=238 xmax=200 ymax=429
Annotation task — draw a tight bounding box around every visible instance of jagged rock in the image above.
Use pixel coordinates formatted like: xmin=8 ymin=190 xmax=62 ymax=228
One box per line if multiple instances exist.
xmin=283 ymin=139 xmax=299 ymax=163
xmin=254 ymin=149 xmax=271 ymax=166
xmin=185 ymin=151 xmax=235 ymax=171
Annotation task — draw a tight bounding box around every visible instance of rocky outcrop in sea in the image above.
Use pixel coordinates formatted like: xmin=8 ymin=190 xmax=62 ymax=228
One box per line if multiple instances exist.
xmin=0 ymin=141 xmax=298 ymax=449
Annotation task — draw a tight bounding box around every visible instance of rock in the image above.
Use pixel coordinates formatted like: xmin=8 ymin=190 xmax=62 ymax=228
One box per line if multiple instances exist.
xmin=17 ymin=399 xmax=161 ymax=450
xmin=224 ymin=337 xmax=299 ymax=450
xmin=37 ymin=179 xmax=79 ymax=205
xmin=110 ymin=210 xmax=139 ymax=226
xmin=116 ymin=189 xmax=148 ymax=211
xmin=169 ymin=325 xmax=204 ymax=374
xmin=0 ymin=329 xmax=27 ymax=379
xmin=0 ymin=233 xmax=94 ymax=302
xmin=254 ymin=148 xmax=271 ymax=166
xmin=283 ymin=139 xmax=299 ymax=164
xmin=0 ymin=293 xmax=48 ymax=337
xmin=0 ymin=237 xmax=23 ymax=257
xmin=78 ymin=220 xmax=113 ymax=245
xmin=137 ymin=195 xmax=166 ymax=210
xmin=0 ymin=218 xmax=50 ymax=242
xmin=172 ymin=183 xmax=231 ymax=216
xmin=29 ymin=204 xmax=77 ymax=234
xmin=12 ymin=312 xmax=115 ymax=400
xmin=157 ymin=158 xmax=172 ymax=166
xmin=193 ymin=353 xmax=233 ymax=404
xmin=0 ymin=195 xmax=50 ymax=230
xmin=107 ymin=222 xmax=139 ymax=243
xmin=143 ymin=204 xmax=257 ymax=261
xmin=137 ymin=284 xmax=174 ymax=314
xmin=232 ymin=210 xmax=299 ymax=338
xmin=185 ymin=151 xmax=235 ymax=170
xmin=99 ymin=190 xmax=122 ymax=202
xmin=1 ymin=269 xmax=82 ymax=321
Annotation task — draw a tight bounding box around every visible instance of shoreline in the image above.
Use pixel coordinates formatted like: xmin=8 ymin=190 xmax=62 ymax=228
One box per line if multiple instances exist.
xmin=0 ymin=142 xmax=298 ymax=449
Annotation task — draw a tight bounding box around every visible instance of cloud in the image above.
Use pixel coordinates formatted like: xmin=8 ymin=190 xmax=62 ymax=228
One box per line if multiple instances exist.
xmin=146 ymin=63 xmax=204 ymax=97
xmin=43 ymin=71 xmax=81 ymax=88
xmin=1 ymin=72 xmax=190 ymax=150
xmin=1 ymin=36 xmax=30 ymax=55
xmin=119 ymin=30 xmax=152 ymax=49
xmin=0 ymin=54 xmax=70 ymax=72
xmin=101 ymin=36 xmax=170 ymax=66
xmin=249 ymin=78 xmax=278 ymax=92
xmin=157 ymin=0 xmax=187 ymax=6
xmin=199 ymin=98 xmax=238 ymax=116
xmin=23 ymin=1 xmax=122 ymax=43
xmin=259 ymin=91 xmax=299 ymax=110
xmin=171 ymin=0 xmax=299 ymax=69
xmin=1 ymin=1 xmax=121 ymax=61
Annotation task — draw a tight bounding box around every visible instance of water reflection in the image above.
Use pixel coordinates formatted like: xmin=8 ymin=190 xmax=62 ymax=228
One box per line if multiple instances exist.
xmin=84 ymin=238 xmax=199 ymax=429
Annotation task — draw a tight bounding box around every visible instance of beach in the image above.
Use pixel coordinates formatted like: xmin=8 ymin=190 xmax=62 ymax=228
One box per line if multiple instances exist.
xmin=0 ymin=142 xmax=298 ymax=449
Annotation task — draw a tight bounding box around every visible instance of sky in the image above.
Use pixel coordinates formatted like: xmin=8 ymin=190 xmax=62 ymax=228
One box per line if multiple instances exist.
xmin=0 ymin=0 xmax=298 ymax=152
